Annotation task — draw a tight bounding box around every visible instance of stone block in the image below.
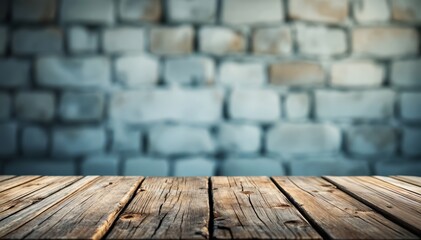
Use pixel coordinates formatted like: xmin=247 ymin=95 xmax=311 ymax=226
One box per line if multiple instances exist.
xmin=296 ymin=24 xmax=347 ymax=56
xmin=391 ymin=59 xmax=421 ymax=88
xmin=81 ymin=155 xmax=119 ymax=175
xmin=68 ymin=26 xmax=98 ymax=53
xmin=345 ymin=126 xmax=397 ymax=156
xmin=149 ymin=26 xmax=193 ymax=55
xmin=3 ymin=159 xmax=76 ymax=175
xmin=36 ymin=56 xmax=110 ymax=89
xmin=0 ymin=123 xmax=17 ymax=156
xmin=118 ymin=0 xmax=161 ymax=22
xmin=0 ymin=93 xmax=11 ymax=119
xmin=102 ymin=27 xmax=145 ymax=53
xmin=353 ymin=0 xmax=390 ymax=23
xmin=199 ymin=27 xmax=246 ymax=55
xmin=0 ymin=59 xmax=30 ymax=88
xmin=285 ymin=93 xmax=310 ymax=120
xmin=123 ymin=157 xmax=169 ymax=176
xmin=12 ymin=28 xmax=63 ymax=55
xmin=164 ymin=56 xmax=214 ymax=85
xmin=22 ymin=126 xmax=48 ymax=156
xmin=12 ymin=0 xmax=56 ymax=22
xmin=217 ymin=123 xmax=261 ymax=154
xmin=266 ymin=123 xmax=341 ymax=156
xmin=400 ymin=92 xmax=421 ymax=121
xmin=168 ymin=0 xmax=216 ymax=23
xmin=59 ymin=92 xmax=104 ymax=122
xmin=115 ymin=55 xmax=158 ymax=87
xmin=229 ymin=89 xmax=280 ymax=123
xmin=402 ymin=128 xmax=421 ymax=156
xmin=221 ymin=0 xmax=284 ymax=25
xmin=173 ymin=157 xmax=217 ymax=176
xmin=391 ymin=0 xmax=421 ymax=23
xmin=331 ymin=60 xmax=385 ymax=87
xmin=110 ymin=88 xmax=224 ymax=124
xmin=270 ymin=62 xmax=325 ymax=86
xmin=111 ymin=126 xmax=142 ymax=153
xmin=15 ymin=92 xmax=55 ymax=122
xmin=221 ymin=158 xmax=285 ymax=176
xmin=315 ymin=90 xmax=395 ymax=120
xmin=252 ymin=26 xmax=292 ymax=55
xmin=289 ymin=0 xmax=348 ymax=23
xmin=375 ymin=162 xmax=421 ymax=176
xmin=60 ymin=0 xmax=114 ymax=24
xmin=148 ymin=125 xmax=215 ymax=156
xmin=352 ymin=27 xmax=419 ymax=58
xmin=52 ymin=127 xmax=106 ymax=156
xmin=289 ymin=160 xmax=370 ymax=176
xmin=218 ymin=62 xmax=266 ymax=87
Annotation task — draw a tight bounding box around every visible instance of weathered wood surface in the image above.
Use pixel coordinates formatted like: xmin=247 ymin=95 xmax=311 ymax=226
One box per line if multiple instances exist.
xmin=107 ymin=177 xmax=209 ymax=239
xmin=272 ymin=176 xmax=417 ymax=239
xmin=325 ymin=176 xmax=421 ymax=235
xmin=392 ymin=176 xmax=421 ymax=187
xmin=0 ymin=176 xmax=142 ymax=239
xmin=0 ymin=175 xmax=420 ymax=239
xmin=212 ymin=176 xmax=321 ymax=239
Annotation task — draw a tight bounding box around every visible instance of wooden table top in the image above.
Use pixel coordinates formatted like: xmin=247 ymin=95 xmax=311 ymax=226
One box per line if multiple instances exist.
xmin=0 ymin=176 xmax=420 ymax=239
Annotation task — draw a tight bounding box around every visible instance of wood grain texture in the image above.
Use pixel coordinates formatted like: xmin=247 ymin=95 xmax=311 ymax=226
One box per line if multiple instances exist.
xmin=392 ymin=176 xmax=421 ymax=187
xmin=212 ymin=176 xmax=321 ymax=239
xmin=107 ymin=177 xmax=210 ymax=240
xmin=0 ymin=176 xmax=142 ymax=240
xmin=0 ymin=175 xmax=15 ymax=182
xmin=0 ymin=176 xmax=82 ymax=221
xmin=325 ymin=176 xmax=421 ymax=235
xmin=375 ymin=176 xmax=421 ymax=195
xmin=0 ymin=175 xmax=41 ymax=192
xmin=272 ymin=176 xmax=417 ymax=239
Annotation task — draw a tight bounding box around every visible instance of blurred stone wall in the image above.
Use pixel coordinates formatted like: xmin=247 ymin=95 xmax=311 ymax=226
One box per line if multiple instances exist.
xmin=0 ymin=0 xmax=420 ymax=176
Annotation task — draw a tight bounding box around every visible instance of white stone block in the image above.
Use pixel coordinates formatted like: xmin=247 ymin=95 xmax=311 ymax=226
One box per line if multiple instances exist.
xmin=221 ymin=158 xmax=285 ymax=176
xmin=12 ymin=0 xmax=56 ymax=22
xmin=217 ymin=123 xmax=261 ymax=154
xmin=22 ymin=126 xmax=48 ymax=156
xmin=331 ymin=60 xmax=385 ymax=87
xmin=391 ymin=59 xmax=421 ymax=88
xmin=173 ymin=157 xmax=217 ymax=176
xmin=296 ymin=24 xmax=347 ymax=56
xmin=149 ymin=26 xmax=193 ymax=55
xmin=315 ymin=90 xmax=395 ymax=120
xmin=81 ymin=155 xmax=119 ymax=175
xmin=112 ymin=126 xmax=142 ymax=153
xmin=402 ymin=128 xmax=421 ymax=156
xmin=59 ymin=92 xmax=104 ymax=122
xmin=102 ymin=27 xmax=145 ymax=53
xmin=229 ymin=89 xmax=280 ymax=123
xmin=218 ymin=62 xmax=266 ymax=87
xmin=60 ymin=0 xmax=114 ymax=24
xmin=168 ymin=0 xmax=217 ymax=23
xmin=289 ymin=160 xmax=370 ymax=176
xmin=110 ymin=88 xmax=224 ymax=124
xmin=115 ymin=55 xmax=159 ymax=87
xmin=12 ymin=28 xmax=63 ymax=55
xmin=252 ymin=26 xmax=292 ymax=55
xmin=221 ymin=0 xmax=284 ymax=25
xmin=123 ymin=157 xmax=169 ymax=176
xmin=346 ymin=126 xmax=397 ymax=156
xmin=270 ymin=61 xmax=325 ymax=86
xmin=52 ymin=127 xmax=106 ymax=156
xmin=400 ymin=92 xmax=421 ymax=121
xmin=199 ymin=27 xmax=246 ymax=55
xmin=353 ymin=0 xmax=390 ymax=23
xmin=266 ymin=123 xmax=341 ymax=156
xmin=36 ymin=56 xmax=110 ymax=89
xmin=0 ymin=59 xmax=30 ymax=88
xmin=285 ymin=93 xmax=310 ymax=119
xmin=164 ymin=56 xmax=215 ymax=85
xmin=392 ymin=0 xmax=421 ymax=23
xmin=289 ymin=0 xmax=348 ymax=23
xmin=68 ymin=26 xmax=98 ymax=53
xmin=148 ymin=125 xmax=215 ymax=156
xmin=118 ymin=0 xmax=161 ymax=22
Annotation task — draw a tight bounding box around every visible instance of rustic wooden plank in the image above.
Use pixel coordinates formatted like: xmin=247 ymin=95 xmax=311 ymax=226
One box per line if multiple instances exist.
xmin=325 ymin=176 xmax=421 ymax=235
xmin=0 ymin=176 xmax=82 ymax=220
xmin=392 ymin=176 xmax=421 ymax=187
xmin=0 ymin=176 xmax=142 ymax=239
xmin=107 ymin=177 xmax=210 ymax=240
xmin=211 ymin=176 xmax=321 ymax=239
xmin=375 ymin=176 xmax=421 ymax=195
xmin=0 ymin=175 xmax=15 ymax=182
xmin=272 ymin=176 xmax=417 ymax=239
xmin=0 ymin=175 xmax=41 ymax=192
xmin=0 ymin=176 xmax=98 ymax=237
